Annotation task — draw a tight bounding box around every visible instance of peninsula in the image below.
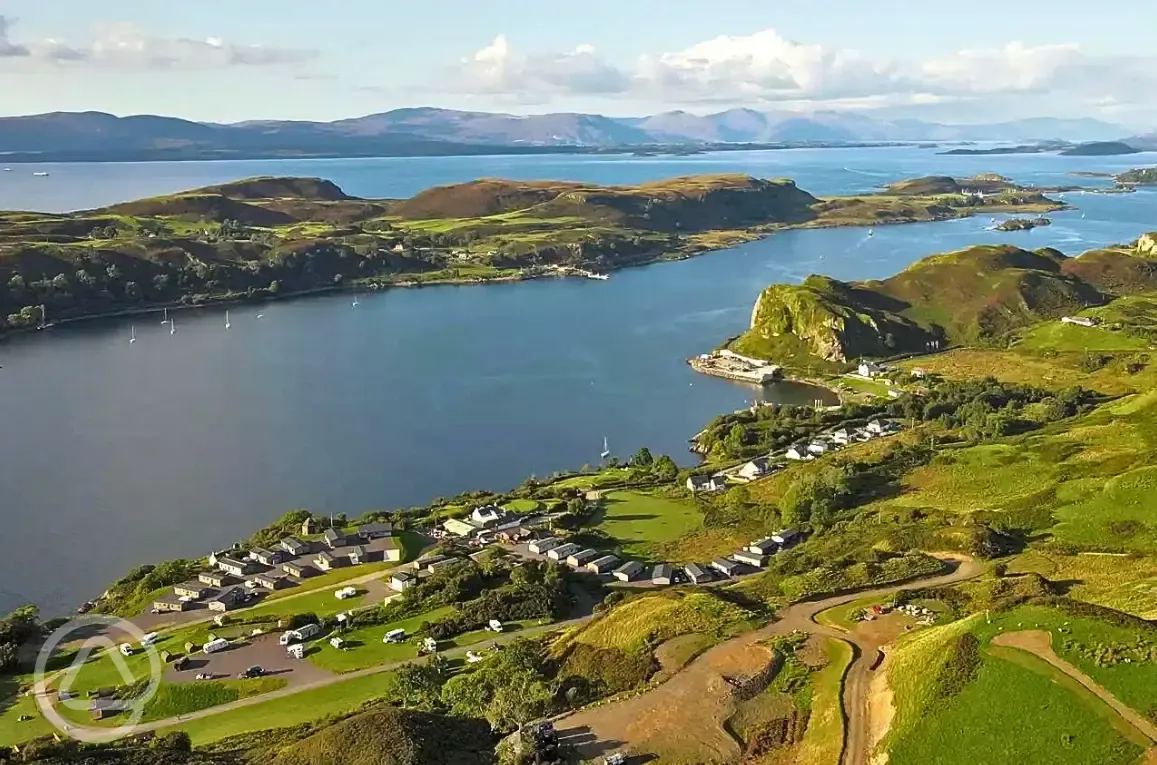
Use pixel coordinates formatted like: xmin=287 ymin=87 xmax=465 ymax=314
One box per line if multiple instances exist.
xmin=0 ymin=172 xmax=1063 ymax=335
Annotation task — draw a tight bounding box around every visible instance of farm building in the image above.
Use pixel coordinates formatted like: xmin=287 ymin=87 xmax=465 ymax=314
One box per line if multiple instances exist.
xmin=614 ymin=561 xmax=644 ymax=582
xmin=586 ymin=555 xmax=619 ymax=574
xmin=651 ymin=564 xmax=673 ymax=585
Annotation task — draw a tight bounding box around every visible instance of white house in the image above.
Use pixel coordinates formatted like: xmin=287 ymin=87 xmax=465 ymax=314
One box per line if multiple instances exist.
xmin=471 ymin=505 xmax=504 ymax=527
xmin=807 ymin=441 xmax=829 ymax=456
xmin=528 ymin=538 xmax=561 ymax=555
xmin=738 ymin=457 xmax=773 ymax=481
xmin=858 ymin=361 xmax=885 ymax=378
xmin=687 ymin=475 xmax=726 ymax=493
xmin=547 ymin=543 xmax=581 ymax=561
xmin=747 ymin=537 xmax=778 ymax=556
xmin=732 ymin=550 xmax=767 ymax=568
xmin=831 ymin=428 xmax=851 ymax=445
xmin=785 ymin=443 xmax=813 ymax=461
xmin=772 ymin=528 xmax=801 ymax=547
xmin=614 ymin=561 xmax=644 ymax=582
xmin=389 ymin=571 xmax=414 ymax=592
xmin=867 ymin=419 xmax=892 ymax=435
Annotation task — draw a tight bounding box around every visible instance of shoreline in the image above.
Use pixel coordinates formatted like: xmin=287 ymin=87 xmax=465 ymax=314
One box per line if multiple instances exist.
xmin=0 ymin=199 xmax=1066 ymax=346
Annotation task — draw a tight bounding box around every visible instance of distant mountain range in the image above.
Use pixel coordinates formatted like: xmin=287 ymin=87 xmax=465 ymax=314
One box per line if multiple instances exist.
xmin=0 ymin=107 xmax=1143 ymax=162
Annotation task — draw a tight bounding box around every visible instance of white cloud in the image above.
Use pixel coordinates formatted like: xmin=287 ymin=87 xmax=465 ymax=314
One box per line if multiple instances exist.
xmin=444 ymin=29 xmax=1157 ymax=118
xmin=0 ymin=16 xmax=316 ymax=69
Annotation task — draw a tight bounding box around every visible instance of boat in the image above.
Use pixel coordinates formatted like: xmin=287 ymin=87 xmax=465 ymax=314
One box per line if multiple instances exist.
xmin=170 ymin=317 xmax=176 ymax=336
xmin=224 ymin=310 xmax=231 ymax=330
xmin=600 ymin=436 xmax=611 ymax=459
xmin=161 ymin=307 xmax=169 ymax=325
xmin=586 ymin=272 xmax=609 ymax=281
xmin=352 ymin=294 xmax=361 ymax=307
xmin=130 ymin=326 xmax=137 ymax=344
xmin=867 ymin=228 xmax=875 ymax=237
xmin=256 ymin=311 xmax=264 ymax=319
xmin=32 ymin=172 xmax=49 ymax=177
xmin=2 ymin=168 xmax=11 ymax=172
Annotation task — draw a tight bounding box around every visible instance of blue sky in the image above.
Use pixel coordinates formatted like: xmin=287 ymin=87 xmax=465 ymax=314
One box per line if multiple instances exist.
xmin=1 ymin=0 xmax=1155 ymax=127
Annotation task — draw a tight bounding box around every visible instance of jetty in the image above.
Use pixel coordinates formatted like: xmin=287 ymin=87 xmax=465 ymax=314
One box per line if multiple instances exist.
xmin=688 ymin=350 xmax=782 ymax=385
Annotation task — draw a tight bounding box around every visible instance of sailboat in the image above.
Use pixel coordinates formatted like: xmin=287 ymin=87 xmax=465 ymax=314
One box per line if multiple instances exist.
xmin=161 ymin=307 xmax=169 ymax=325
xmin=224 ymin=310 xmax=231 ymax=330
xmin=170 ymin=317 xmax=176 ymax=336
xmin=352 ymin=294 xmax=361 ymax=307
xmin=129 ymin=326 xmax=137 ymax=344
xmin=600 ymin=436 xmax=611 ymax=459
xmin=867 ymin=228 xmax=875 ymax=237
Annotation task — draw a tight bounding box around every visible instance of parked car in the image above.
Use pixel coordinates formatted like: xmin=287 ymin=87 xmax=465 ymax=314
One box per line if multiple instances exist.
xmin=195 ymin=673 xmax=212 ymax=680
xmin=239 ymin=665 xmax=265 ymax=679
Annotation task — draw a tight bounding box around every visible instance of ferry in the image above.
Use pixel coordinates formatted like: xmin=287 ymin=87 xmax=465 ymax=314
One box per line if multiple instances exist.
xmin=32 ymin=172 xmax=49 ymax=177
xmin=586 ymin=272 xmax=610 ymax=280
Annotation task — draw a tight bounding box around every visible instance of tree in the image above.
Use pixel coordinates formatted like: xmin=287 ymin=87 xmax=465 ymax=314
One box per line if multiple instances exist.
xmin=780 ymin=466 xmax=852 ymax=528
xmin=395 ymin=655 xmax=450 ymax=709
xmin=651 ymin=455 xmax=678 ymax=482
xmin=630 ymin=447 xmax=654 ymax=467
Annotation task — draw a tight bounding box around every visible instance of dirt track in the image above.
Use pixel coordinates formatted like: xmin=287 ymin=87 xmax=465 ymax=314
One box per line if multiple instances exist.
xmin=556 ymin=555 xmax=984 ymax=765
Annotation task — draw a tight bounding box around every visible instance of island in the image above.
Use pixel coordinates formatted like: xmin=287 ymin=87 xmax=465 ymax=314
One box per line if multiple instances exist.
xmin=995 ymin=216 xmax=1051 ymax=231
xmin=938 ymin=141 xmax=1071 ymax=156
xmin=1060 ymin=140 xmax=1141 ymax=156
xmin=1116 ymin=166 xmax=1157 ymax=185
xmin=0 ymin=172 xmax=1065 ymax=336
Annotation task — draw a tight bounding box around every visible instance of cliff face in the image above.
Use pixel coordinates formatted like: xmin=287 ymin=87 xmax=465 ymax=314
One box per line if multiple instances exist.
xmin=744 ymin=277 xmax=935 ymax=362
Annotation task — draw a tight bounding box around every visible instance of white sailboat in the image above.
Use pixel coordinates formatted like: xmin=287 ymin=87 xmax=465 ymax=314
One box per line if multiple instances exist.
xmin=256 ymin=311 xmax=264 ymax=319
xmin=161 ymin=307 xmax=169 ymax=325
xmin=352 ymin=294 xmax=361 ymax=307
xmin=224 ymin=310 xmax=231 ymax=330
xmin=170 ymin=317 xmax=176 ymax=336
xmin=129 ymin=325 xmax=137 ymax=344
xmin=600 ymin=436 xmax=611 ymax=459
xmin=867 ymin=228 xmax=875 ymax=237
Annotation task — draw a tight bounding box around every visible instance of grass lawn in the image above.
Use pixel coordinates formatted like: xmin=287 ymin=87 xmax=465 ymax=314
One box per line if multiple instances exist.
xmin=140 ymin=677 xmax=286 ymax=722
xmin=167 ymin=671 xmax=399 ymax=745
xmin=550 ymin=468 xmax=632 ymax=492
xmin=0 ymin=674 xmax=56 ymax=747
xmin=242 ymin=581 xmax=377 ymax=622
xmin=886 ymin=650 xmax=1144 ymax=765
xmin=795 ymin=638 xmax=853 ymax=765
xmin=501 ymin=499 xmax=541 ymax=514
xmin=594 ymin=490 xmax=705 ymax=562
xmin=815 ymin=595 xmax=890 ymax=631
xmin=1007 ymin=551 xmax=1157 ymax=619
xmin=305 ymin=607 xmax=456 ymax=673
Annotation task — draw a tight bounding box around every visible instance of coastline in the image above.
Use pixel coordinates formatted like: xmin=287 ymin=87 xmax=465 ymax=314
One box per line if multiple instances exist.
xmin=0 ymin=198 xmax=1066 ymax=345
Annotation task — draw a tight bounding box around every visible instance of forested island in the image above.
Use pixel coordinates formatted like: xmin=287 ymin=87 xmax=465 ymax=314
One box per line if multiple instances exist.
xmin=0 ymin=172 xmax=1064 ymax=335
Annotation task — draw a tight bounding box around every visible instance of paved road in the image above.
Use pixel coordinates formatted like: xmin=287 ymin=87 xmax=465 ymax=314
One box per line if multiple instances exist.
xmin=993 ymin=630 xmax=1157 ymax=745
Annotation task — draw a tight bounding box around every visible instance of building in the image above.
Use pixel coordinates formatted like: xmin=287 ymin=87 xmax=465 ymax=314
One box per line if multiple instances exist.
xmin=732 ymin=550 xmax=767 ymax=568
xmin=280 ymin=536 xmax=310 ymax=557
xmin=528 ymin=538 xmax=561 ymax=554
xmin=253 ymin=573 xmax=287 ymax=590
xmin=378 ymin=537 xmax=402 ymax=562
xmin=687 ymin=475 xmax=726 ymax=493
xmin=738 ymin=457 xmax=774 ymax=481
xmin=348 ymin=545 xmax=367 ymax=565
xmin=614 ymin=560 xmax=644 ymax=582
xmin=831 ymin=428 xmax=851 ymax=445
xmin=444 ymin=518 xmax=481 ymax=537
xmin=1061 ymin=316 xmax=1097 ymax=327
xmin=314 ymin=551 xmax=336 ymax=571
xmin=197 ymin=571 xmax=228 ymax=588
xmin=586 ymin=555 xmax=619 ymax=574
xmin=867 ymin=419 xmax=895 ymax=436
xmin=747 ymin=537 xmax=779 ymax=556
xmin=683 ymin=563 xmax=712 ymax=585
xmin=153 ymin=593 xmax=190 ymax=613
xmin=415 ymin=554 xmax=449 ymax=571
xmin=301 ymin=517 xmax=319 ymax=535
xmin=547 ymin=543 xmax=581 ymax=561
xmin=357 ymin=521 xmax=393 ymax=540
xmin=566 ymin=549 xmax=599 ymax=568
xmin=772 ymin=528 xmax=801 ymax=547
xmin=173 ymin=581 xmax=209 ymax=600
xmin=807 ymin=441 xmax=830 ymax=456
xmin=282 ymin=561 xmax=309 ymax=579
xmin=208 ymin=586 xmax=246 ymax=612
xmin=651 ymin=564 xmax=673 ymax=585
xmin=249 ymin=547 xmax=285 ymax=567
xmin=858 ymin=361 xmax=885 ymax=378
xmin=910 ymin=368 xmax=927 ymax=379
xmin=711 ymin=558 xmax=742 ymax=578
xmin=389 ymin=571 xmax=414 ymax=592
xmin=217 ymin=557 xmax=253 ymax=578
xmin=426 ymin=556 xmax=457 ymax=571
xmin=322 ymin=528 xmax=344 ymax=549
xmin=471 ymin=505 xmax=504 ymax=527
xmin=785 ymin=443 xmax=812 ymax=461
xmin=90 ymin=698 xmax=126 ymax=721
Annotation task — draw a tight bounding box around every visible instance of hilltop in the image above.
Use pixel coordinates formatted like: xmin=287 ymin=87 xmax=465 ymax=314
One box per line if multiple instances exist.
xmin=0 ymin=172 xmax=1062 ymax=334
xmin=733 ymin=237 xmax=1157 ymax=364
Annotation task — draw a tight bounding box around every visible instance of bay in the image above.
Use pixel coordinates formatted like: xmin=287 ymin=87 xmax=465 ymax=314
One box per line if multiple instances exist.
xmin=1 ymin=146 xmax=1156 ymax=615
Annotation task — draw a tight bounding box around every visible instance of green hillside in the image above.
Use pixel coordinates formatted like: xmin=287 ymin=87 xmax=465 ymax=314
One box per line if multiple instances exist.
xmin=733 ymin=240 xmax=1157 ymax=365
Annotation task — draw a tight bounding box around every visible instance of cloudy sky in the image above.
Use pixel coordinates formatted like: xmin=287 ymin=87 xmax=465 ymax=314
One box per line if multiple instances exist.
xmin=1 ymin=0 xmax=1154 ymax=128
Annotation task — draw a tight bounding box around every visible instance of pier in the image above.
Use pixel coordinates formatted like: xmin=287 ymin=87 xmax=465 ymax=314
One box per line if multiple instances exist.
xmin=688 ymin=350 xmax=782 ymax=385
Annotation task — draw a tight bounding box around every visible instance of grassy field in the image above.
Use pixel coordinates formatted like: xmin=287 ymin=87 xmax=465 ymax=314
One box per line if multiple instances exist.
xmin=886 ymin=649 xmax=1144 ymax=765
xmin=550 ymin=468 xmax=633 ymax=492
xmin=140 ymin=677 xmax=286 ymax=722
xmin=795 ymin=638 xmax=853 ymax=765
xmin=594 ymin=490 xmax=706 ymax=561
xmin=1007 ymin=551 xmax=1157 ymax=618
xmin=167 ymin=671 xmax=400 ymax=745
xmin=501 ymin=498 xmax=541 ymax=514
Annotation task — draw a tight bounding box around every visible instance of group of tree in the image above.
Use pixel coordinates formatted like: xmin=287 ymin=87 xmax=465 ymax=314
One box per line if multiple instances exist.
xmin=0 ymin=604 xmax=42 ymax=674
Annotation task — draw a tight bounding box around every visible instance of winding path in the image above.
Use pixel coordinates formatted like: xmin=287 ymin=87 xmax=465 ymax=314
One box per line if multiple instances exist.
xmin=992 ymin=630 xmax=1157 ymax=745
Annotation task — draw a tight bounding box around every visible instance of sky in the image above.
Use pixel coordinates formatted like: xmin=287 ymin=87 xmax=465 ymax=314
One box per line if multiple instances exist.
xmin=1 ymin=0 xmax=1156 ymax=129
